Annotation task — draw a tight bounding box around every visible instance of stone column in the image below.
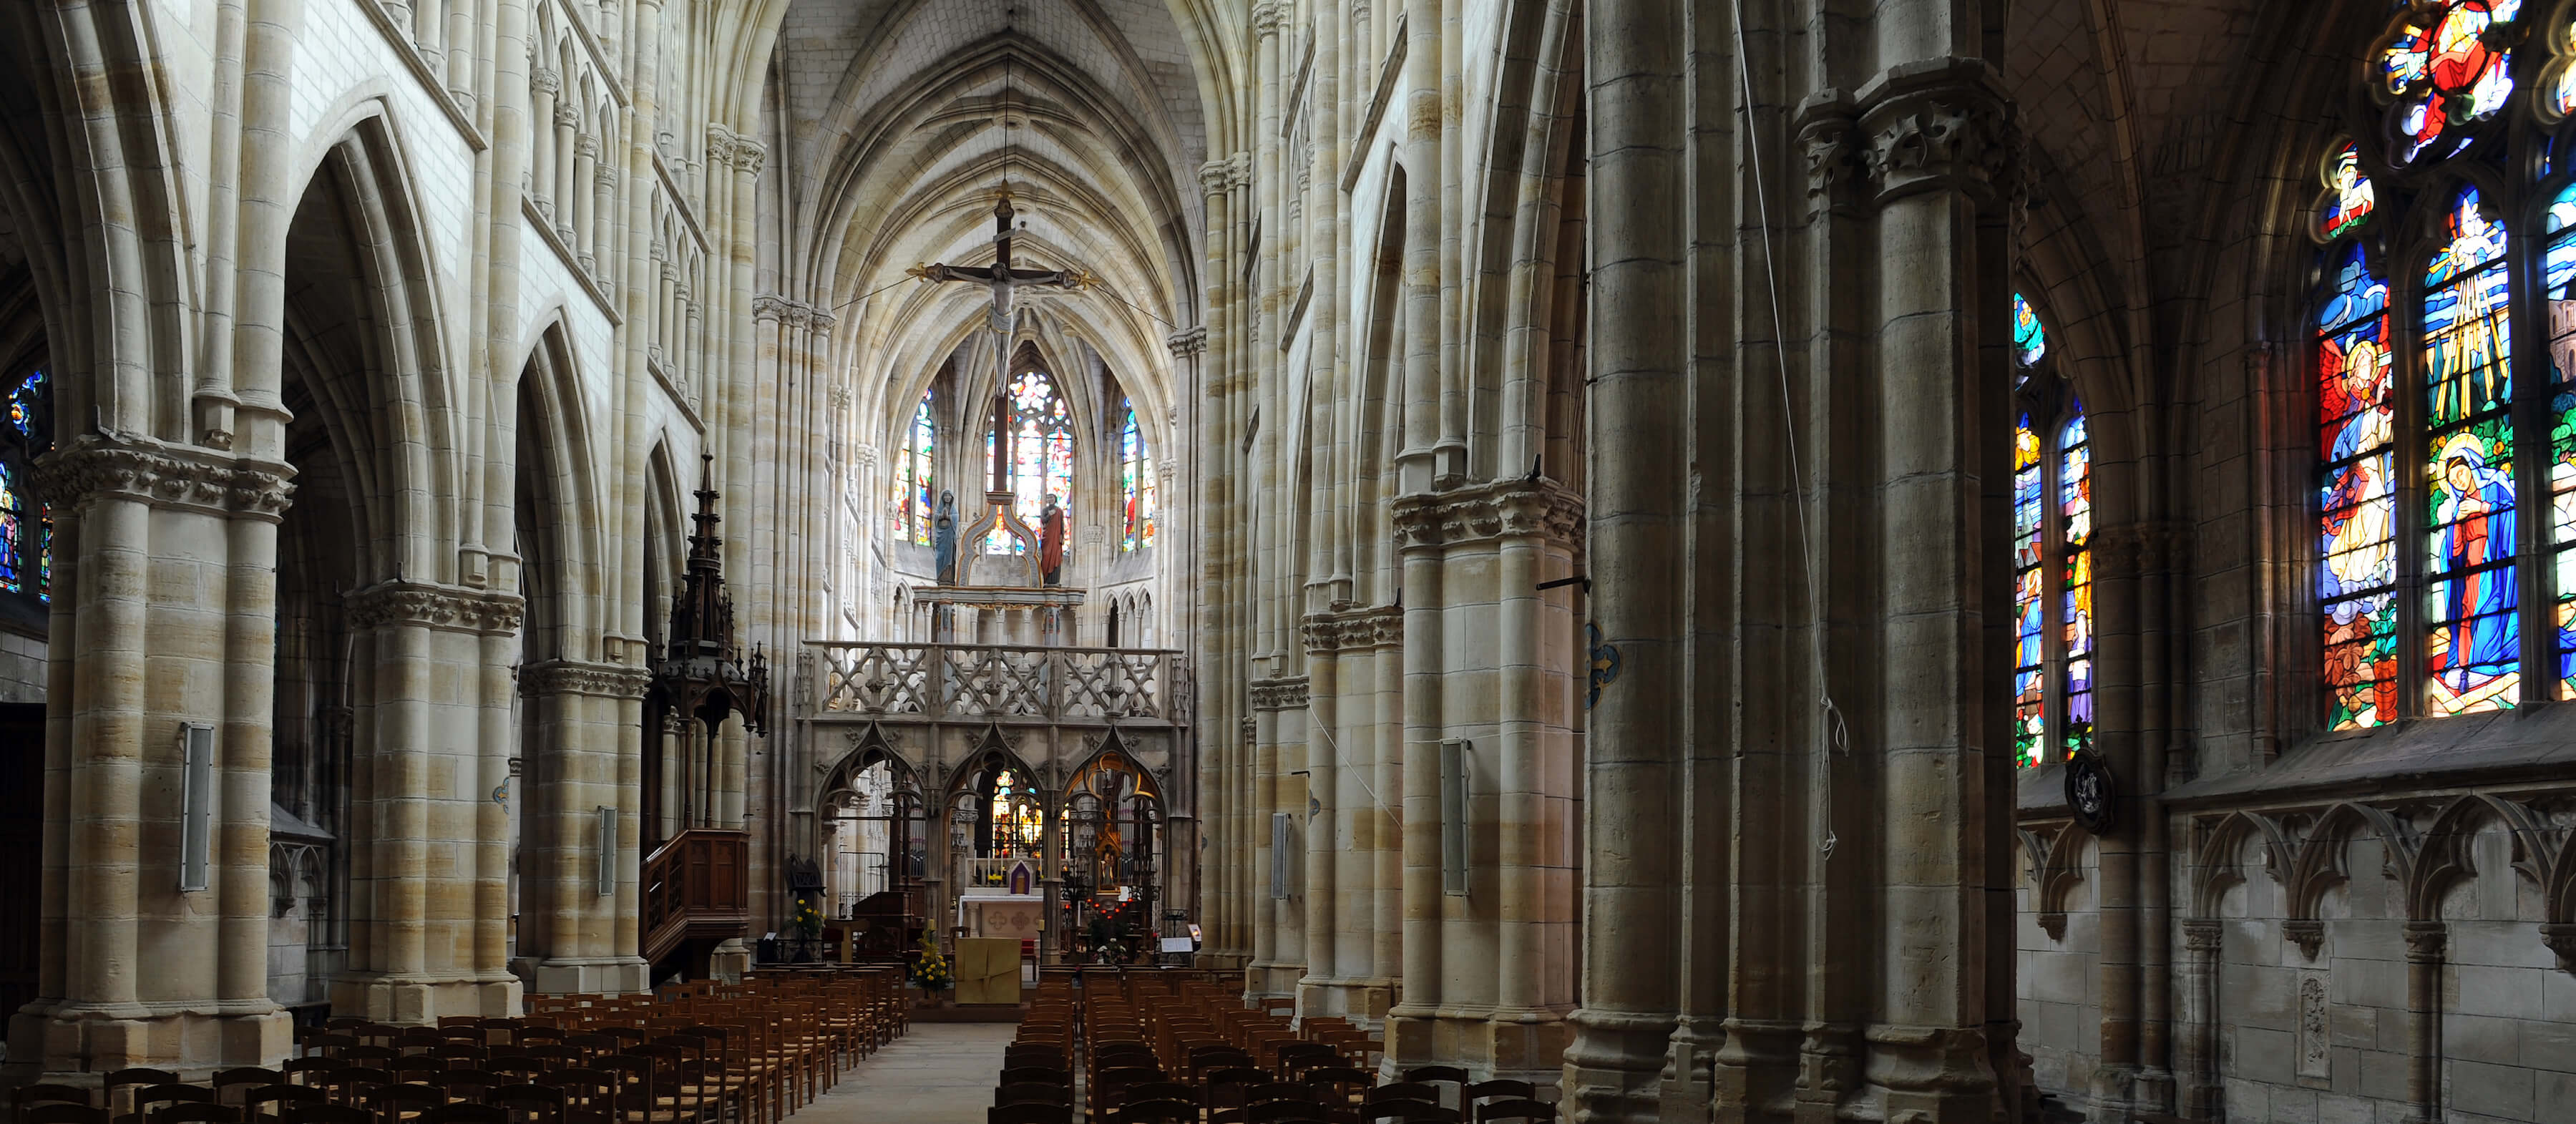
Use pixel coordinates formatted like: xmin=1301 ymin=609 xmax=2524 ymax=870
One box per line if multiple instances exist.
xmin=332 ymin=582 xmax=525 ymax=1022
xmin=1301 ymin=625 xmax=1341 ymax=1018
xmin=13 ymin=440 xmax=298 ymax=1077
xmin=1565 ymin=0 xmax=1687 ymax=1114
xmin=1855 ymin=59 xmax=2019 ymax=1122
xmin=518 ymin=660 xmax=655 ymax=995
xmin=528 ymin=68 xmax=560 ymax=220
xmin=2401 ymin=922 xmax=2444 ymax=1124
xmin=2176 ymin=920 xmax=2223 ymax=1122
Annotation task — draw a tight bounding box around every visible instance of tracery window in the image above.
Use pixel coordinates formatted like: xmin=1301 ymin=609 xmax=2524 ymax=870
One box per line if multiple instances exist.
xmin=1119 ymin=404 xmax=1155 ymax=552
xmin=2309 ymin=0 xmax=2576 ymax=727
xmin=892 ymin=391 xmax=935 ymax=547
xmin=0 ymin=368 xmax=52 ymax=603
xmin=985 ymin=368 xmax=1074 ymax=554
xmin=2009 ymin=295 xmax=2089 ymax=768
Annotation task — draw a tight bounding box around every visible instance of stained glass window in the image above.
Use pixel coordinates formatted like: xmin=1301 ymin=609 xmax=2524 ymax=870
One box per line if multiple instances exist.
xmin=2422 ymin=187 xmax=2520 ymax=715
xmin=2320 ymin=143 xmax=2376 ymax=240
xmin=984 ymin=369 xmax=1074 ymax=554
xmin=2013 ymin=293 xmax=2046 ymax=382
xmin=2549 ymin=185 xmax=2576 ymax=697
xmin=2059 ymin=403 xmax=2093 ymax=756
xmin=2011 ymin=416 xmax=2045 ymax=766
xmin=2319 ymin=246 xmax=2398 ymax=730
xmin=892 ymin=392 xmax=935 ymax=547
xmin=0 ymin=461 xmax=20 ymax=595
xmin=2379 ymin=0 xmax=2522 ymax=164
xmin=0 ymin=369 xmax=47 ymax=604
xmin=1120 ymin=405 xmax=1155 ymax=552
xmin=2008 ymin=294 xmax=2084 ymax=768
xmin=988 ymin=769 xmax=1045 ymax=861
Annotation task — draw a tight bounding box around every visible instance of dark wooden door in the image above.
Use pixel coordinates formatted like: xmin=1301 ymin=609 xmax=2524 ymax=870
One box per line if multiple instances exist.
xmin=0 ymin=703 xmax=43 ymax=1022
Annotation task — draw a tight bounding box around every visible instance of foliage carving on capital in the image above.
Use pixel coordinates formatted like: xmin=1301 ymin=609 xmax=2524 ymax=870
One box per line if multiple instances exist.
xmin=2401 ymin=921 xmax=2446 ymax=962
xmin=520 ymin=658 xmax=655 ymax=699
xmin=1390 ymin=478 xmax=1583 ymax=552
xmin=530 ymin=68 xmax=562 ymax=96
xmin=2181 ymin=919 xmax=2223 ymax=954
xmin=1859 ymin=74 xmax=2019 ymax=205
xmin=1251 ymin=1 xmax=1287 ymax=38
xmin=34 ymin=435 xmax=297 ymax=523
xmin=1795 ymin=96 xmax=1865 ymax=216
xmin=554 ymin=102 xmax=582 ymax=130
xmin=346 ymin=580 xmax=527 ymax=635
xmin=1249 ymin=675 xmax=1309 ymax=711
xmin=1167 ymin=326 xmax=1209 ymax=358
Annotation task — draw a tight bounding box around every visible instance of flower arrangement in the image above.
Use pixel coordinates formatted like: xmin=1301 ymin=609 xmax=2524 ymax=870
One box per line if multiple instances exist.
xmin=909 ymin=932 xmax=952 ymax=991
xmin=793 ymin=894 xmax=824 ymax=940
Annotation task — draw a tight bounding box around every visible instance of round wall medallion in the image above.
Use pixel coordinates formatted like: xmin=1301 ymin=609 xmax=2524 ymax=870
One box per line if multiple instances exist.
xmin=2064 ymin=750 xmax=2117 ymax=835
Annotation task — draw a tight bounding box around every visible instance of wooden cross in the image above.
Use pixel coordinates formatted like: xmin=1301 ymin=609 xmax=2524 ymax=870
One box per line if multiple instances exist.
xmin=908 ymin=191 xmax=1093 ymax=492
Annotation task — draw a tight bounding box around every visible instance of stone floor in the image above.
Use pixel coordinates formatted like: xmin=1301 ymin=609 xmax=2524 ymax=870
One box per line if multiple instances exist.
xmin=801 ymin=1022 xmax=1018 ymax=1124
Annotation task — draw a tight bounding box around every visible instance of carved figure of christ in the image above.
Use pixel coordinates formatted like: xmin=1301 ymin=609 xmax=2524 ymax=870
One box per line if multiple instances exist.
xmin=907 ymin=192 xmax=1089 ymax=497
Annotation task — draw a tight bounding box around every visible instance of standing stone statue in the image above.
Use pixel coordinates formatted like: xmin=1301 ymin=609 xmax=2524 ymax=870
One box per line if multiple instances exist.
xmin=934 ymin=491 xmax=959 ymax=585
xmin=1039 ymin=494 xmax=1066 ymax=585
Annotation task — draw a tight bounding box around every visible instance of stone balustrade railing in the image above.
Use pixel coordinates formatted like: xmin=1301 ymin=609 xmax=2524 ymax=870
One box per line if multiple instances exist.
xmin=800 ymin=641 xmax=1191 ymax=724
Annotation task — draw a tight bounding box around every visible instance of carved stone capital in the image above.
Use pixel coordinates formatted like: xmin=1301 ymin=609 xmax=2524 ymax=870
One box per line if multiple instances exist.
xmin=346 ymin=580 xmax=526 ymax=635
xmin=33 ymin=435 xmax=297 ymax=523
xmin=530 ymin=68 xmax=562 ymax=97
xmin=729 ymin=137 xmax=767 ymax=176
xmin=1166 ymin=326 xmax=1209 ymax=358
xmin=1251 ymin=0 xmax=1287 ymax=39
xmin=2401 ymin=921 xmax=2446 ymax=962
xmin=520 ymin=658 xmax=654 ymax=699
xmin=1249 ymin=675 xmax=1309 ymax=711
xmin=753 ymin=293 xmax=798 ymax=323
xmin=1390 ymin=477 xmax=1584 ymax=553
xmin=553 ymin=102 xmax=581 ymax=130
xmin=1857 ymin=63 xmax=2018 ymax=206
xmin=1795 ymin=95 xmax=1865 ymax=217
xmin=1299 ymin=603 xmax=1400 ymax=655
xmin=1227 ymin=154 xmax=1254 ymax=191
xmin=577 ymin=133 xmax=602 ymax=160
xmin=2540 ymin=922 xmax=2576 ymax=974
xmin=2181 ymin=919 xmax=2223 ymax=954
xmin=2283 ymin=919 xmax=2326 ymax=962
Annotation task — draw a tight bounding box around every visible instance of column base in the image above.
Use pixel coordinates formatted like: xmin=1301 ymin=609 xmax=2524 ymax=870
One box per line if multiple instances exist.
xmin=1866 ymin=1023 xmax=2009 ymax=1124
xmin=1244 ymin=961 xmax=1304 ymax=1002
xmin=1383 ymin=1007 xmax=1571 ymax=1083
xmin=707 ymin=940 xmax=751 ymax=984
xmin=1294 ymin=976 xmax=1396 ymax=1028
xmin=1562 ymin=1008 xmax=1675 ymax=1124
xmin=6 ymin=1000 xmax=293 ymax=1078
xmin=330 ymin=972 xmax=522 ymax=1025
xmin=514 ymin=956 xmax=651 ymax=997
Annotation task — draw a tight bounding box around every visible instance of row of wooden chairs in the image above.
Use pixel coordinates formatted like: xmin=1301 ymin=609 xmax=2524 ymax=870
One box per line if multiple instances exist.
xmin=12 ymin=973 xmax=909 ymax=1124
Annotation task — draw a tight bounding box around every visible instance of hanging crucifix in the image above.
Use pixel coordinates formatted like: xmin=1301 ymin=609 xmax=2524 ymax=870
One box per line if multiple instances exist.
xmin=908 ymin=191 xmax=1092 ymax=583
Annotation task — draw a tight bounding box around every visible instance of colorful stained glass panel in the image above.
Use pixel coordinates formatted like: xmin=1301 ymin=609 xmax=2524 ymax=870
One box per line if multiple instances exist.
xmin=2380 ymin=1 xmax=2522 ymax=162
xmin=2060 ymin=404 xmax=2093 ymax=758
xmin=2012 ymin=417 xmax=2044 ymax=767
xmin=2321 ymin=243 xmax=2399 ymax=730
xmin=0 ymin=463 xmax=18 ymax=595
xmin=2013 ymin=292 xmax=2046 ymax=376
xmin=985 ymin=370 xmax=1074 ymax=554
xmin=2322 ymin=143 xmax=2376 ymax=239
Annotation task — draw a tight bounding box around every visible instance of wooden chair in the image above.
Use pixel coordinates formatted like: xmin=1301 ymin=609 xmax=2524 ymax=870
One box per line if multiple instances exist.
xmin=1460 ymin=1083 xmax=1531 ymax=1109
xmin=123 ymin=1085 xmax=214 ymax=1124
xmin=104 ymin=1070 xmax=182 ymax=1120
xmin=984 ymin=1106 xmax=1070 ymax=1124
xmin=1365 ymin=1105 xmax=1457 ymax=1124
xmin=215 ymin=1070 xmax=287 ymax=1106
xmin=1366 ymin=1085 xmax=1441 ymax=1106
xmin=365 ymin=1083 xmax=446 ymax=1124
xmin=416 ymin=1108 xmax=507 ymax=1124
xmin=993 ymin=1085 xmax=1070 ymax=1108
xmin=277 ymin=1106 xmax=367 ymax=1124
xmin=1246 ymin=1104 xmax=1327 ymax=1124
xmin=486 ymin=1086 xmax=567 ymax=1124
xmin=1470 ymin=1100 xmax=1553 ymax=1124
xmin=1116 ymin=1100 xmax=1200 ymax=1124
xmin=14 ymin=1085 xmax=97 ymax=1120
xmin=25 ymin=1108 xmax=109 ymax=1124
xmin=149 ymin=1106 xmax=241 ymax=1124
xmin=1246 ymin=1083 xmax=1317 ymax=1106
xmin=996 ymin=1067 xmax=1069 ymax=1088
xmin=242 ymin=1086 xmax=323 ymax=1120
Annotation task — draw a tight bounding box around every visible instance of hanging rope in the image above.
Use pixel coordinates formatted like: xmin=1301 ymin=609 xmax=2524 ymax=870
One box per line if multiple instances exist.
xmin=1731 ymin=2 xmax=1853 ymax=861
